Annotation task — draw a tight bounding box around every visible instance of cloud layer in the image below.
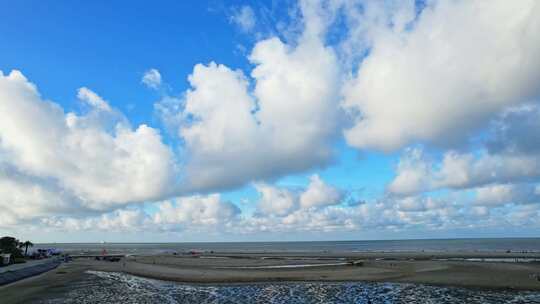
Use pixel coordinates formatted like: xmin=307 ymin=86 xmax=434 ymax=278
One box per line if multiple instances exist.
xmin=0 ymin=70 xmax=176 ymax=224
xmin=1 ymin=0 xmax=540 ymax=238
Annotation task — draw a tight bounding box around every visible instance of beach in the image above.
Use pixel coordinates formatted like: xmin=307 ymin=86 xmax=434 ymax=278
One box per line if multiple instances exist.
xmin=2 ymin=249 xmax=540 ymax=303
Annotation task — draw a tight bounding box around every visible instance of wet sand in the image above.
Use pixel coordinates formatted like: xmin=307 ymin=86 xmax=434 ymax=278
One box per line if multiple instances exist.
xmin=122 ymin=253 xmax=540 ymax=289
xmin=1 ymin=251 xmax=540 ymax=303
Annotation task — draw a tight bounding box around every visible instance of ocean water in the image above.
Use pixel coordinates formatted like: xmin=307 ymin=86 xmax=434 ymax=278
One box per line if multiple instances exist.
xmin=38 ymin=238 xmax=540 ymax=254
xmin=39 ymin=271 xmax=540 ymax=304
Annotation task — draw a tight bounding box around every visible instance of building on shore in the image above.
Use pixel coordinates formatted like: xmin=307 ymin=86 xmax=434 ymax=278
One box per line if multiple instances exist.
xmin=1 ymin=253 xmax=11 ymax=265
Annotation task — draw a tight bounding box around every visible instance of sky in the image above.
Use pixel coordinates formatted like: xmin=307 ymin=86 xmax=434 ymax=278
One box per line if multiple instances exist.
xmin=1 ymin=0 xmax=540 ymax=243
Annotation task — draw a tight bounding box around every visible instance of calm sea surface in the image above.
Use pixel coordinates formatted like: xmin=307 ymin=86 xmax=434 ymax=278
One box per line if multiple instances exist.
xmin=38 ymin=238 xmax=540 ymax=254
xmin=38 ymin=270 xmax=540 ymax=304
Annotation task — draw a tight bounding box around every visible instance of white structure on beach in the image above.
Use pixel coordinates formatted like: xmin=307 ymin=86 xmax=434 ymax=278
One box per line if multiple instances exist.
xmin=1 ymin=253 xmax=11 ymax=265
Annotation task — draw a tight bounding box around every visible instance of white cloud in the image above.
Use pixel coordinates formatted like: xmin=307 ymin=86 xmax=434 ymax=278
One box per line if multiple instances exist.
xmin=34 ymin=184 xmax=540 ymax=235
xmin=0 ymin=70 xmax=177 ymax=224
xmin=279 ymin=205 xmax=358 ymax=232
xmin=300 ymin=175 xmax=343 ymax=209
xmin=388 ymin=103 xmax=540 ymax=196
xmin=255 ymin=184 xmax=298 ymax=216
xmin=43 ymin=208 xmax=150 ymax=232
xmin=244 ymin=205 xmax=359 ymax=233
xmin=142 ymin=68 xmax=162 ymax=90
xmin=387 ymin=148 xmax=431 ymax=196
xmin=506 ymin=204 xmax=540 ymax=225
xmin=153 ymin=194 xmax=240 ymax=228
xmin=0 ymin=166 xmax=81 ymax=227
xmin=169 ymin=1 xmax=341 ymax=193
xmin=245 ymin=192 xmax=486 ymax=234
xmin=256 ymin=175 xmax=342 ymax=216
xmin=77 ymin=87 xmax=112 ymax=111
xmin=388 ymin=148 xmax=540 ymax=197
xmin=342 ymin=0 xmax=540 ymax=151
xmin=42 ymin=194 xmax=240 ymax=233
xmin=230 ymin=6 xmax=256 ymax=32
xmin=475 ymin=183 xmax=540 ymax=206
xmin=396 ymin=196 xmax=444 ymax=212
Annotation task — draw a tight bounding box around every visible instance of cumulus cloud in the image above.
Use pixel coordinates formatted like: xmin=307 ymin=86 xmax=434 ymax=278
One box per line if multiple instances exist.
xmin=475 ymin=183 xmax=540 ymax=206
xmin=156 ymin=0 xmax=540 ymax=202
xmin=389 ymin=105 xmax=540 ymax=196
xmin=395 ymin=196 xmax=445 ymax=213
xmin=387 ymin=148 xmax=431 ymax=196
xmin=41 ymin=194 xmax=240 ymax=233
xmin=0 ymin=70 xmax=177 ymax=225
xmin=244 ymin=190 xmax=519 ymax=234
xmin=388 ymin=148 xmax=540 ymax=196
xmin=34 ymin=184 xmax=540 ymax=235
xmin=244 ymin=204 xmax=360 ymax=234
xmin=165 ymin=1 xmax=342 ymax=193
xmin=153 ymin=194 xmax=240 ymax=228
xmin=43 ymin=208 xmax=150 ymax=232
xmin=0 ymin=165 xmax=83 ymax=227
xmin=77 ymin=87 xmax=112 ymax=112
xmin=506 ymin=204 xmax=540 ymax=226
xmin=142 ymin=68 xmax=162 ymax=90
xmin=299 ymin=175 xmax=343 ymax=209
xmin=256 ymin=175 xmax=343 ymax=216
xmin=256 ymin=184 xmax=298 ymax=216
xmin=342 ymin=0 xmax=540 ymax=151
xmin=230 ymin=5 xmax=256 ymax=32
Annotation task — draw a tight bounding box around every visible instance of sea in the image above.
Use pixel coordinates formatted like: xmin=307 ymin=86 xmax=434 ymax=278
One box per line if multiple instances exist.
xmin=34 ymin=238 xmax=540 ymax=303
xmin=38 ymin=238 xmax=540 ymax=255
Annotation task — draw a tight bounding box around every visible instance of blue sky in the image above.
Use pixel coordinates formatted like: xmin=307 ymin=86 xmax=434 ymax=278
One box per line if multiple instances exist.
xmin=1 ymin=0 xmax=540 ymax=242
xmin=1 ymin=1 xmax=247 ymax=123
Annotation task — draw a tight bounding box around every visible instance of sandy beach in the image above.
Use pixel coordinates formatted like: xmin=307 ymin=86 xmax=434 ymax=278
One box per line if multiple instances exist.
xmin=114 ymin=251 xmax=540 ymax=289
xmin=1 ymin=250 xmax=540 ymax=303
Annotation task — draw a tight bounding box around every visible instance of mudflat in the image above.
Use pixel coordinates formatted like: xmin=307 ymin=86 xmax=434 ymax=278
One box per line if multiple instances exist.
xmin=121 ymin=252 xmax=540 ymax=289
xmin=1 ymin=251 xmax=540 ymax=303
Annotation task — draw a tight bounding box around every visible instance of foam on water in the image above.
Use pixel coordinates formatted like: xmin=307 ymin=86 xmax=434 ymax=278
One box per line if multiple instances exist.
xmin=37 ymin=271 xmax=540 ymax=304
